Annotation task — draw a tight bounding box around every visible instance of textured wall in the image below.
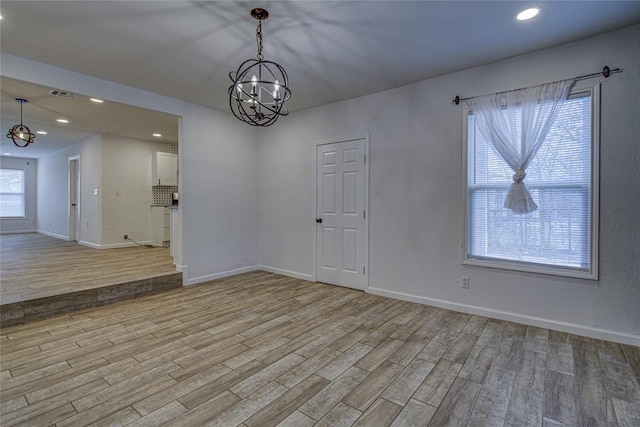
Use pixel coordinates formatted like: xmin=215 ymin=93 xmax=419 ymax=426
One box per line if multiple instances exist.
xmin=101 ymin=135 xmax=174 ymax=246
xmin=257 ymin=25 xmax=640 ymax=343
xmin=36 ymin=135 xmax=102 ymax=245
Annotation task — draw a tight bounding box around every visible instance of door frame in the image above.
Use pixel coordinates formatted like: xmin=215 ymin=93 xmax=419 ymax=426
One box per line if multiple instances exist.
xmin=312 ymin=134 xmax=369 ymax=291
xmin=68 ymin=155 xmax=80 ymax=242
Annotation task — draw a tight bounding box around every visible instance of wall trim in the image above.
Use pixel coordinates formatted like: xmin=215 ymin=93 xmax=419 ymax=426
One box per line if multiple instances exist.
xmin=0 ymin=229 xmax=38 ymax=235
xmin=367 ymin=286 xmax=640 ymax=346
xmin=78 ymin=240 xmax=101 ymax=249
xmin=100 ymin=241 xmax=153 ymax=249
xmin=37 ymin=230 xmax=69 ymax=241
xmin=259 ymin=265 xmax=314 ymax=281
xmin=185 ymin=265 xmax=259 ymax=287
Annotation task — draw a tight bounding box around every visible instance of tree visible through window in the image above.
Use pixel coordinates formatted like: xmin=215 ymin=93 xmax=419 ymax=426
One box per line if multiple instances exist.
xmin=0 ymin=168 xmax=26 ymax=218
xmin=466 ymin=91 xmax=597 ymax=277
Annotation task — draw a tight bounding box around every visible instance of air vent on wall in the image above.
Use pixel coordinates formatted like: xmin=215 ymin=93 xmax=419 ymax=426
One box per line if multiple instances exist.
xmin=49 ymin=89 xmax=75 ymax=98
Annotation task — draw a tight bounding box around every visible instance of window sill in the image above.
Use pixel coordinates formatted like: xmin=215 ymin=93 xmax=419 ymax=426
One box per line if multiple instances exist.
xmin=463 ymin=257 xmax=598 ymax=280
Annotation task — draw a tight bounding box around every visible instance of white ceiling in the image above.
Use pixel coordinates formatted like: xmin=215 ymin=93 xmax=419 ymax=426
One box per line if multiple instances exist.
xmin=1 ymin=1 xmax=639 ymax=158
xmin=0 ymin=77 xmax=180 ymax=159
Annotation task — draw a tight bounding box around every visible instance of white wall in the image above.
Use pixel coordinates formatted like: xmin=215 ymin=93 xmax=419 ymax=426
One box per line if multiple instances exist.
xmin=258 ymin=24 xmax=640 ymax=344
xmin=101 ymin=135 xmax=173 ymax=246
xmin=0 ymin=156 xmax=37 ymax=233
xmin=36 ymin=134 xmax=173 ymax=247
xmin=0 ymin=52 xmax=260 ymax=286
xmin=181 ymin=102 xmax=259 ymax=283
xmin=37 ymin=135 xmax=102 ymax=244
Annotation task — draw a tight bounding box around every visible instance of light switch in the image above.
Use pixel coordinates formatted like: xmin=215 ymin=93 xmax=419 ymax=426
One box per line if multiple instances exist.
xmin=93 ymin=188 xmax=99 ymax=196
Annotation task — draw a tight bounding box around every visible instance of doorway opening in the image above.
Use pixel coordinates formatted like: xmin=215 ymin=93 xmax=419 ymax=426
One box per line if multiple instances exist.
xmin=68 ymin=155 xmax=80 ymax=242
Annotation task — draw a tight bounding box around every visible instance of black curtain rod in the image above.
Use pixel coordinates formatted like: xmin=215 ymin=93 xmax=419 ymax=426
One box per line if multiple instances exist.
xmin=452 ymin=65 xmax=622 ymax=105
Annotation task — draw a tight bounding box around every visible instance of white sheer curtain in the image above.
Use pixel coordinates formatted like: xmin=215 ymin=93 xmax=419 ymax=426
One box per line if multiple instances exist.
xmin=467 ymin=79 xmax=574 ymax=213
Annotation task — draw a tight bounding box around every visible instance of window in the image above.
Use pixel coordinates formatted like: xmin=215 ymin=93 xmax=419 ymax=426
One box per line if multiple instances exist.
xmin=464 ymin=87 xmax=599 ymax=279
xmin=0 ymin=168 xmax=26 ymax=218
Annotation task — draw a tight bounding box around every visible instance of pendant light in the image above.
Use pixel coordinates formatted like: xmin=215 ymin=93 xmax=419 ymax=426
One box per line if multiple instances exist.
xmin=228 ymin=8 xmax=291 ymax=127
xmin=6 ymin=98 xmax=36 ymax=148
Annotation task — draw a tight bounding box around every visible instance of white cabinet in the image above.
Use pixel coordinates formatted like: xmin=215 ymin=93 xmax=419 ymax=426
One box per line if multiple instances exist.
xmin=151 ymin=207 xmax=171 ymax=247
xmin=152 ymin=152 xmax=177 ymax=186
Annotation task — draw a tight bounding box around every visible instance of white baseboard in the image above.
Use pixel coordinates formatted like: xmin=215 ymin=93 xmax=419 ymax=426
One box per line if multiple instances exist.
xmin=367 ymin=286 xmax=640 ymax=346
xmin=37 ymin=230 xmax=69 ymax=241
xmin=78 ymin=240 xmax=101 ymax=249
xmin=112 ymin=255 xmax=638 ymax=346
xmin=0 ymin=229 xmax=38 ymax=235
xmin=259 ymin=265 xmax=313 ymax=281
xmin=183 ymin=265 xmax=312 ymax=288
xmin=100 ymin=241 xmax=153 ymax=249
xmin=38 ymin=232 xmax=140 ymax=250
xmin=185 ymin=265 xmax=259 ymax=287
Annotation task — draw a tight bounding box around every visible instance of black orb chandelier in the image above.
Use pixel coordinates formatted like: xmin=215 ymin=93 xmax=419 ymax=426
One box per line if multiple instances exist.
xmin=6 ymin=98 xmax=36 ymax=148
xmin=228 ymin=8 xmax=291 ymax=127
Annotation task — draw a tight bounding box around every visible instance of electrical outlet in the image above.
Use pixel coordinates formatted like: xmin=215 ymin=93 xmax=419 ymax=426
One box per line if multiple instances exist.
xmin=461 ymin=276 xmax=470 ymax=289
xmin=124 ymin=234 xmax=128 ymax=240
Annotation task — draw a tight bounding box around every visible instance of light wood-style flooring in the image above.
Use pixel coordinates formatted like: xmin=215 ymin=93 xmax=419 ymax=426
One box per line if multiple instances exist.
xmin=1 ymin=271 xmax=639 ymax=426
xmin=0 ymin=233 xmax=177 ymax=305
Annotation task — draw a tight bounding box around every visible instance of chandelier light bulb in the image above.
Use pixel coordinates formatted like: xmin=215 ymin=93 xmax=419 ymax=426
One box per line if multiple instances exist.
xmin=237 ymin=83 xmax=243 ymax=101
xmin=274 ymin=80 xmax=281 ymax=100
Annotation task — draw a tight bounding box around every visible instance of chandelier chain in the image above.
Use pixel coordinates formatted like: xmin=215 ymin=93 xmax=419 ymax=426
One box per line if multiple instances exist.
xmin=256 ymin=20 xmax=264 ymax=61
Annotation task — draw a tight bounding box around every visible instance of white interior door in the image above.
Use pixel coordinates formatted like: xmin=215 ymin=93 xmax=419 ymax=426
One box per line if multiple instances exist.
xmin=316 ymin=138 xmax=367 ymax=290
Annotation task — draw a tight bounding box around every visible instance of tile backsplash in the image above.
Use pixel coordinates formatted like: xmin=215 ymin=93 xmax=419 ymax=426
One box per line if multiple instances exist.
xmin=152 ymin=185 xmax=177 ymax=206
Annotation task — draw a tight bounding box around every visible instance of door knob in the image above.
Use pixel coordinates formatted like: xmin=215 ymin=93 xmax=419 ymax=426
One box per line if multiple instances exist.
xmin=316 ymin=218 xmax=323 ymax=223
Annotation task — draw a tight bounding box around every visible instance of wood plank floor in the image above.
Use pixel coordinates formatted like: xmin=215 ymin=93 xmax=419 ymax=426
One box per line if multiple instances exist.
xmin=1 ymin=270 xmax=639 ymax=426
xmin=0 ymin=233 xmax=177 ymax=305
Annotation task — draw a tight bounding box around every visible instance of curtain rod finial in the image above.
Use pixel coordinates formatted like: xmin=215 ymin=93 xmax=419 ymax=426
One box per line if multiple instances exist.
xmin=453 ymin=95 xmax=460 ymax=105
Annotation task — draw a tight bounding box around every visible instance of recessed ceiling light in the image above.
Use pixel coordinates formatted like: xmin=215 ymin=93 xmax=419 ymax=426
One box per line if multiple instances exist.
xmin=90 ymin=98 xmax=104 ymax=103
xmin=517 ymin=7 xmax=540 ymax=21
xmin=57 ymin=119 xmax=69 ymax=123
xmin=37 ymin=131 xmax=48 ymax=135
xmin=152 ymin=133 xmax=162 ymax=137
xmin=4 ymin=153 xmax=12 ymax=156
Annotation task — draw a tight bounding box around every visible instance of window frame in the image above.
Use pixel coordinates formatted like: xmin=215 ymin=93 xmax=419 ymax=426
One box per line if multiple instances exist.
xmin=461 ymin=83 xmax=600 ymax=280
xmin=0 ymin=167 xmax=27 ymax=219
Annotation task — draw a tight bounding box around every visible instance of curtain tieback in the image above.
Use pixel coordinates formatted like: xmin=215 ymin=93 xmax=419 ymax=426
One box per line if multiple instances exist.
xmin=512 ymin=169 xmax=526 ymax=183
